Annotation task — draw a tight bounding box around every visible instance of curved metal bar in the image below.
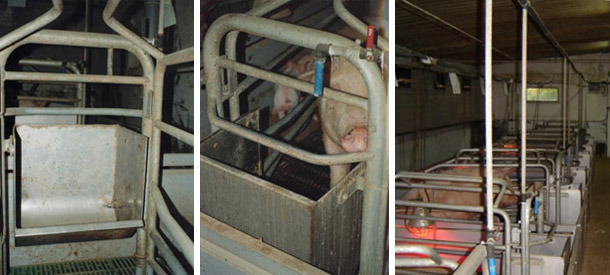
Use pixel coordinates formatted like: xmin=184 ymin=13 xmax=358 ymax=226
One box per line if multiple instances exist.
xmin=204 ymin=13 xmax=387 ymax=273
xmin=151 ymin=185 xmax=194 ymax=266
xmin=396 ymin=200 xmax=512 ymax=275
xmin=103 ymin=0 xmax=164 ymax=59
xmin=225 ymin=0 xmax=292 ymax=120
xmin=333 ymin=0 xmax=388 ymax=51
xmin=395 ymin=245 xmax=443 ymax=265
xmin=396 ymin=258 xmax=458 ymax=270
xmin=0 ymin=0 xmax=63 ymax=51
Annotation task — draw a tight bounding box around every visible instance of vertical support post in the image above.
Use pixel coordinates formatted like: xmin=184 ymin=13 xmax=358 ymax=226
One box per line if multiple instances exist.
xmin=578 ymin=77 xmax=582 ymax=129
xmin=143 ymin=61 xmax=167 ymax=275
xmin=483 ymin=1 xmax=498 ymax=274
xmin=562 ymin=58 xmax=567 ymax=149
xmin=520 ymin=6 xmax=529 ymax=275
xmin=483 ymin=0 xmax=494 ymax=234
xmin=107 ymin=48 xmax=114 ymax=75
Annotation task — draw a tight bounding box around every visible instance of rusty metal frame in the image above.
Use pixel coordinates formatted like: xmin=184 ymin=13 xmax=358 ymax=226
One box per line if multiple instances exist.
xmin=0 ymin=1 xmax=194 ymax=274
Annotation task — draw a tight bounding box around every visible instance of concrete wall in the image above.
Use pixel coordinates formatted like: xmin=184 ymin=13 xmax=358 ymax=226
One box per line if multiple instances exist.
xmin=396 ymin=123 xmax=474 ymax=171
xmin=491 ymin=53 xmax=610 ymax=145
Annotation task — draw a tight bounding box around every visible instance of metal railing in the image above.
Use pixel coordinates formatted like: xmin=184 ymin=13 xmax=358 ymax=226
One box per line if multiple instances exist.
xmin=202 ymin=9 xmax=387 ymax=275
xmin=0 ymin=0 xmax=194 ymax=273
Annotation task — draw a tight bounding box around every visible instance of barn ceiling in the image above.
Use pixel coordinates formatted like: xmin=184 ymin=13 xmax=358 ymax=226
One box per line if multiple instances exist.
xmin=396 ymin=0 xmax=610 ymax=63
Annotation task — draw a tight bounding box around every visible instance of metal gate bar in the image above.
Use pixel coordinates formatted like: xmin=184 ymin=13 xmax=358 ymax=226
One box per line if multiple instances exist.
xmin=203 ymin=13 xmax=388 ymax=273
xmin=0 ymin=0 xmax=194 ymax=274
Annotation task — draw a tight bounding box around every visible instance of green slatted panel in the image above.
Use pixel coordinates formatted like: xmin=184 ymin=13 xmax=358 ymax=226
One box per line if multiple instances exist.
xmin=10 ymin=257 xmax=136 ymax=275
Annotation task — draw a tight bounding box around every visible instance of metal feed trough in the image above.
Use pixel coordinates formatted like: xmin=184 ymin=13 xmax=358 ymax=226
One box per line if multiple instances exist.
xmin=202 ymin=1 xmax=388 ymax=273
xmin=201 ymin=112 xmax=365 ymax=274
xmin=0 ymin=0 xmax=194 ymax=273
xmin=13 ymin=124 xmax=146 ymax=245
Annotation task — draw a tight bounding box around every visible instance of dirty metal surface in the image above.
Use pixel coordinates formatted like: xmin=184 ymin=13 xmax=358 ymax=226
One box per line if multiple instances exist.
xmin=201 ymin=110 xmax=261 ymax=175
xmin=16 ymin=124 xmax=147 ymax=228
xmin=201 ymin=147 xmax=364 ymax=275
xmin=10 ymin=236 xmax=137 ymax=267
xmin=10 ymin=256 xmax=136 ymax=274
xmin=270 ymin=127 xmax=329 ymax=201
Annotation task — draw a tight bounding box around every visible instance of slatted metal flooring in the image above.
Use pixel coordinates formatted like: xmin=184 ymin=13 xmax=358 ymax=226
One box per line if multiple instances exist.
xmin=270 ymin=128 xmax=330 ymax=201
xmin=10 ymin=257 xmax=136 ymax=275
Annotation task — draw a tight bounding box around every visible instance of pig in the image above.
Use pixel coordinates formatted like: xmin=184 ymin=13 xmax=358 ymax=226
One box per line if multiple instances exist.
xmin=401 ymin=167 xmax=519 ymax=220
xmin=314 ymin=57 xmax=369 ymax=187
xmin=272 ymin=55 xmax=315 ymax=119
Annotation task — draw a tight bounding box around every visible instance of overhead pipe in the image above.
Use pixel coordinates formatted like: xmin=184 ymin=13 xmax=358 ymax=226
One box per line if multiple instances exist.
xmin=0 ymin=0 xmax=63 ymax=51
xmin=334 ymin=0 xmax=388 ymax=51
xmin=103 ymin=0 xmax=164 ymax=59
xmin=518 ymin=0 xmax=586 ymax=82
xmin=400 ymin=0 xmax=515 ymax=61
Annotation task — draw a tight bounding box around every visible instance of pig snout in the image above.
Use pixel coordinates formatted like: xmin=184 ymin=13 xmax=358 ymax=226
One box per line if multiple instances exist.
xmin=341 ymin=127 xmax=368 ymax=152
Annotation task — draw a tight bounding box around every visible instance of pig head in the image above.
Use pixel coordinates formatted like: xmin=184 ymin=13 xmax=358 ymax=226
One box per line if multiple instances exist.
xmin=273 ymin=56 xmax=315 ymax=119
xmin=317 ymin=57 xmax=369 ymax=187
xmin=401 ymin=167 xmax=519 ymax=220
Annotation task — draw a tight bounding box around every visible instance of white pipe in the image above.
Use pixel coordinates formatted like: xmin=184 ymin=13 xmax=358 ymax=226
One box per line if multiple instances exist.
xmin=484 ymin=0 xmax=494 ymax=233
xmin=158 ymin=0 xmax=165 ymax=37
xmin=563 ymin=58 xmax=567 ymax=149
xmin=521 ymin=7 xmax=530 ymax=275
xmin=521 ymin=7 xmax=528 ymax=196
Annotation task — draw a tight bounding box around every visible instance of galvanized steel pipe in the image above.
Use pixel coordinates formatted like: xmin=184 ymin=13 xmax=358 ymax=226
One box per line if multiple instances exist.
xmin=334 ymin=0 xmax=388 ymax=51
xmin=454 ymin=245 xmax=487 ymax=275
xmin=484 ymin=0 xmax=495 ymax=236
xmin=395 ymin=245 xmax=443 ymax=265
xmin=103 ymin=0 xmax=164 ymax=59
xmin=5 ymin=71 xmax=148 ymax=85
xmin=204 ymin=13 xmax=387 ymax=273
xmin=150 ymin=229 xmax=188 ymax=274
xmin=226 ymin=0 xmax=292 ymax=120
xmin=216 ymin=57 xmax=368 ymax=109
xmin=0 ymin=0 xmax=63 ymax=51
xmin=151 ymin=185 xmax=194 ymax=266
xmin=396 ymin=258 xmax=458 ymax=270
xmin=107 ymin=48 xmax=114 ymax=75
xmin=4 ymin=107 xmax=142 ymax=117
xmin=154 ymin=120 xmax=194 ymax=146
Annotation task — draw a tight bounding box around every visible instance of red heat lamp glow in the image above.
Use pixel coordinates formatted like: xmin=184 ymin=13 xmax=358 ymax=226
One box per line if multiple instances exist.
xmin=407 ymin=224 xmax=435 ymax=237
xmin=407 ymin=207 xmax=436 ymax=238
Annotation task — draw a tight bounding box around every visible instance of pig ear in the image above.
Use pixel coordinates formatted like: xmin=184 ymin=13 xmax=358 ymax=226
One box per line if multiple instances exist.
xmin=299 ymin=56 xmax=315 ymax=73
xmin=283 ymin=60 xmax=295 ymax=74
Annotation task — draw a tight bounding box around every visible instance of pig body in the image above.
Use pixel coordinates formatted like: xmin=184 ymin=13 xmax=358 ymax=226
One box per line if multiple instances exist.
xmin=272 ymin=56 xmax=315 ymax=119
xmin=316 ymin=57 xmax=369 ymax=187
xmin=401 ymin=167 xmax=519 ymax=220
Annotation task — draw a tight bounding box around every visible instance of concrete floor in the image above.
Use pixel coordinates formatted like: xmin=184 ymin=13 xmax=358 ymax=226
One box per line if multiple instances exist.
xmin=581 ymin=158 xmax=610 ymax=274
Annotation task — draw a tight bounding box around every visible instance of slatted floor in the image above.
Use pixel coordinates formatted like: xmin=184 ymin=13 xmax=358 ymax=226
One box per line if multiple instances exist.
xmin=10 ymin=257 xmax=136 ymax=275
xmin=582 ymin=158 xmax=610 ymax=274
xmin=270 ymin=128 xmax=330 ymax=201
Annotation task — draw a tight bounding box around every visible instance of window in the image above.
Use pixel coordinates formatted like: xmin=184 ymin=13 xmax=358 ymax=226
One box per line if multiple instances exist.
xmin=527 ymin=87 xmax=559 ymax=102
xmin=396 ymin=68 xmax=412 ymax=89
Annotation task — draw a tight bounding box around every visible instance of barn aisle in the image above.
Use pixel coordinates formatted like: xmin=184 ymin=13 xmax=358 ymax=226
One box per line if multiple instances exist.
xmin=582 ymin=158 xmax=610 ymax=274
